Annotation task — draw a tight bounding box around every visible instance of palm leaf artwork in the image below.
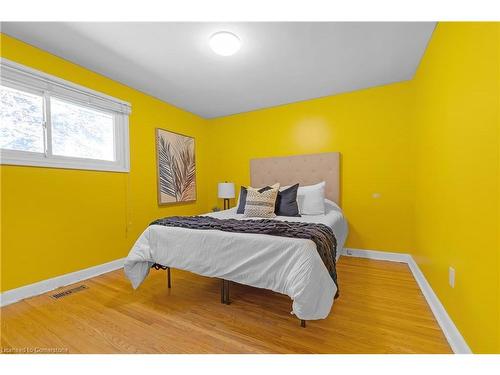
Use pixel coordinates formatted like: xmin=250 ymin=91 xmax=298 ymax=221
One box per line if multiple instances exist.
xmin=157 ymin=129 xmax=196 ymax=204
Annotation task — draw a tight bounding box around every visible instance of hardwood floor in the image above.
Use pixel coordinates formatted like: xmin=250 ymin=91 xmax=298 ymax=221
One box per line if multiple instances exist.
xmin=0 ymin=257 xmax=452 ymax=353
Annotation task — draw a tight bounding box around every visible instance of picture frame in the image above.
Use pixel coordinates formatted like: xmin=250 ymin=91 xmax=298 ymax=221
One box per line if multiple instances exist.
xmin=155 ymin=128 xmax=196 ymax=205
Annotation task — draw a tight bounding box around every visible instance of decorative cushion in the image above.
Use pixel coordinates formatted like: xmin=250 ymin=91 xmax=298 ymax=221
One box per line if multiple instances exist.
xmin=236 ymin=185 xmax=271 ymax=214
xmin=244 ymin=183 xmax=280 ymax=218
xmin=275 ymin=183 xmax=301 ymax=217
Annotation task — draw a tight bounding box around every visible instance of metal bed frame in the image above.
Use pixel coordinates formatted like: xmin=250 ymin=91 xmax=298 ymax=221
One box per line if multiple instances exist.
xmin=151 ymin=263 xmax=306 ymax=328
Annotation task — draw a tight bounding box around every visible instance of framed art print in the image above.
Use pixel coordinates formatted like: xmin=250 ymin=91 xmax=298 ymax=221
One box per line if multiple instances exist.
xmin=156 ymin=128 xmax=196 ymax=204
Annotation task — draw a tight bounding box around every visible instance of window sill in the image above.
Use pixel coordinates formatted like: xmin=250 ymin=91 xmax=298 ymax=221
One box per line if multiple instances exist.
xmin=0 ymin=152 xmax=130 ymax=173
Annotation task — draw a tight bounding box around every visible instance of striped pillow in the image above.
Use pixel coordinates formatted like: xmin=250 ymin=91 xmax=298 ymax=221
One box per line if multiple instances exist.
xmin=244 ymin=183 xmax=280 ymax=218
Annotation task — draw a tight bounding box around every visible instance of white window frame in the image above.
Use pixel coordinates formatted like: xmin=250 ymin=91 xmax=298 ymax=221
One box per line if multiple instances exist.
xmin=0 ymin=58 xmax=131 ymax=173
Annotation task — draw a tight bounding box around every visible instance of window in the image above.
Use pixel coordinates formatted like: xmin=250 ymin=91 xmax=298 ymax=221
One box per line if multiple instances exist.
xmin=0 ymin=58 xmax=131 ymax=172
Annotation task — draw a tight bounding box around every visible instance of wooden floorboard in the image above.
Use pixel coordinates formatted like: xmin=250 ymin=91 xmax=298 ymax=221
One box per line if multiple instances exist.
xmin=0 ymin=256 xmax=452 ymax=353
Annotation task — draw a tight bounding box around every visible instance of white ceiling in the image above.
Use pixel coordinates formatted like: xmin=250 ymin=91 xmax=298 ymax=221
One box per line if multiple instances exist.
xmin=1 ymin=22 xmax=435 ymax=118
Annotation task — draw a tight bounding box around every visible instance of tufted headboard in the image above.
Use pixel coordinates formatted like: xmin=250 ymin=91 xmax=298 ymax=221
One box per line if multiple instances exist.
xmin=250 ymin=152 xmax=341 ymax=205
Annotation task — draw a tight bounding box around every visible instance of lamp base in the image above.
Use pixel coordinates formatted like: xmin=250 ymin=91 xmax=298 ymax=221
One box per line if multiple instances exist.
xmin=223 ymin=198 xmax=230 ymax=210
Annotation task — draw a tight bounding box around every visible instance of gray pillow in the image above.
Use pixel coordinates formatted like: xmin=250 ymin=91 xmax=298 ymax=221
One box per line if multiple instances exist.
xmin=275 ymin=183 xmax=301 ymax=217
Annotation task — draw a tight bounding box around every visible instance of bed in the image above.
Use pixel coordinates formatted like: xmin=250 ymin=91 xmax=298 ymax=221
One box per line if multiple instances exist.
xmin=124 ymin=152 xmax=348 ymax=325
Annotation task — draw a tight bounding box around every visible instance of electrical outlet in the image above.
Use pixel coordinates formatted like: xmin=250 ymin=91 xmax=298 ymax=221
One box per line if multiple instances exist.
xmin=372 ymin=193 xmax=381 ymax=199
xmin=449 ymin=267 xmax=455 ymax=288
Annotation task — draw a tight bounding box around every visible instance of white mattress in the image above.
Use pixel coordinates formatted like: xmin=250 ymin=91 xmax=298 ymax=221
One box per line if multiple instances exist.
xmin=124 ymin=200 xmax=348 ymax=320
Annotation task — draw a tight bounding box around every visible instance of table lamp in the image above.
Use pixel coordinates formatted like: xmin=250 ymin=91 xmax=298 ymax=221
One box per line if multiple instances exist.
xmin=218 ymin=182 xmax=235 ymax=210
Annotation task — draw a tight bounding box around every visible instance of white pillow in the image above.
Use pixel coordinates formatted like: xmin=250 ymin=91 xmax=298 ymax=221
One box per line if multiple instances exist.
xmin=296 ymin=181 xmax=326 ymax=215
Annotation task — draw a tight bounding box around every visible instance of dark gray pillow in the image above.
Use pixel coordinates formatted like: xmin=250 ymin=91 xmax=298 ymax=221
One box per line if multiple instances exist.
xmin=275 ymin=184 xmax=301 ymax=217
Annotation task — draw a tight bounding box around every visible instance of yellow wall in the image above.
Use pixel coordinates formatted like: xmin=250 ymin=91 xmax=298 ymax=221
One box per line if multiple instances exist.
xmin=206 ymin=82 xmax=415 ymax=252
xmin=0 ymin=34 xmax=211 ymax=292
xmin=411 ymin=22 xmax=499 ymax=353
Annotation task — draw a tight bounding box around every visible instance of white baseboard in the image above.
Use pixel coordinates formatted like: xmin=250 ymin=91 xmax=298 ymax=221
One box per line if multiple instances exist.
xmin=0 ymin=257 xmax=125 ymax=307
xmin=342 ymin=247 xmax=411 ymax=263
xmin=406 ymin=257 xmax=472 ymax=354
xmin=342 ymin=248 xmax=472 ymax=354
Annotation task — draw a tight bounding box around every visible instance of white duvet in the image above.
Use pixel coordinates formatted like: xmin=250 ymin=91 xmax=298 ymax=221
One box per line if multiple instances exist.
xmin=124 ymin=200 xmax=348 ymax=320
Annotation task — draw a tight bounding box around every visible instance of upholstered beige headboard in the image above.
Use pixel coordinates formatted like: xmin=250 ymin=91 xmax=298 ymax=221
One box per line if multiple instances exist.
xmin=250 ymin=152 xmax=341 ymax=205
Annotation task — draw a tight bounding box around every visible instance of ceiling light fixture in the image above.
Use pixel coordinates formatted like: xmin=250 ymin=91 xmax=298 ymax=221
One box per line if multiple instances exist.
xmin=209 ymin=31 xmax=241 ymax=56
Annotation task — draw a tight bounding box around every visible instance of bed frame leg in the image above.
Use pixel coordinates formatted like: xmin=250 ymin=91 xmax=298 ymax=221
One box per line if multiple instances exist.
xmin=167 ymin=267 xmax=171 ymax=289
xmin=221 ymin=279 xmax=230 ymax=305
xmin=225 ymin=280 xmax=230 ymax=305
xmin=221 ymin=279 xmax=225 ymax=304
xmin=301 ymin=320 xmax=306 ymax=328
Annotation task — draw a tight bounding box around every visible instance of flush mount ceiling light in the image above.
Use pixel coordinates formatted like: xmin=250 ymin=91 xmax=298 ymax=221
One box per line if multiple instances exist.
xmin=209 ymin=31 xmax=241 ymax=56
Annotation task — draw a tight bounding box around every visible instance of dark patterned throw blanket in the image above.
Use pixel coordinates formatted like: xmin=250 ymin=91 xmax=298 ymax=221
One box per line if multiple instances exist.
xmin=150 ymin=216 xmax=339 ymax=298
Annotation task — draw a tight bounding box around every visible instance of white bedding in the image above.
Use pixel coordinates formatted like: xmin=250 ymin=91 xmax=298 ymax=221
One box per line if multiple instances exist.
xmin=124 ymin=200 xmax=348 ymax=320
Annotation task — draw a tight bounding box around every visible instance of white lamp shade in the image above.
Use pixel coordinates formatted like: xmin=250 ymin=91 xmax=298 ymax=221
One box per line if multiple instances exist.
xmin=218 ymin=182 xmax=235 ymax=199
